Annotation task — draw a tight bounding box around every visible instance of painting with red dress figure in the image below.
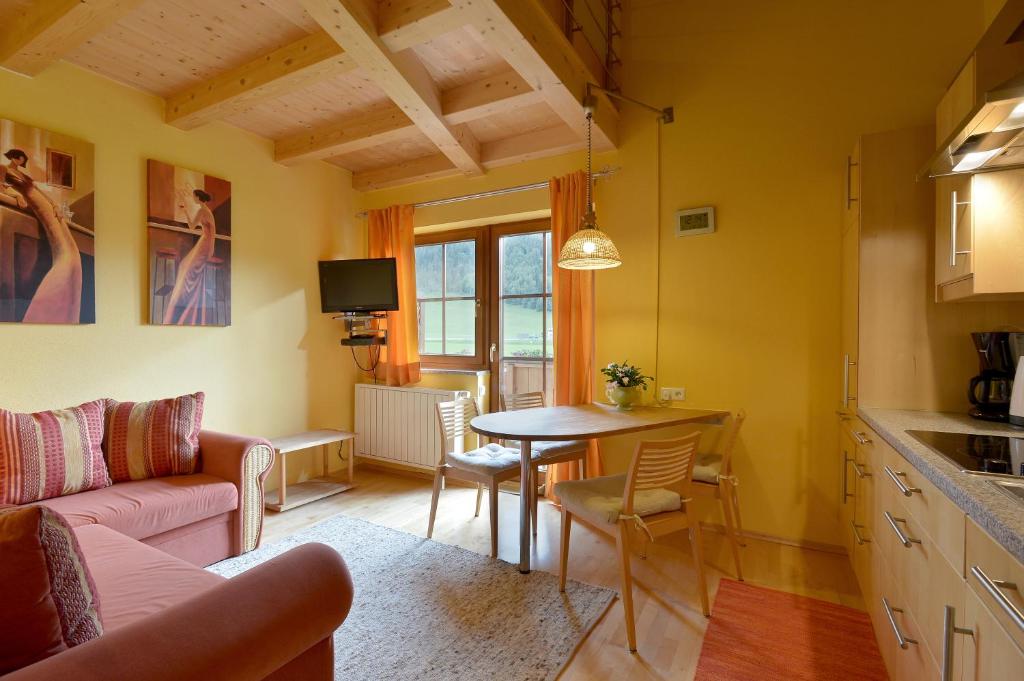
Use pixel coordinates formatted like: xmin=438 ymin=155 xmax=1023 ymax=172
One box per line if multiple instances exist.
xmin=0 ymin=119 xmax=95 ymax=324
xmin=147 ymin=159 xmax=231 ymax=326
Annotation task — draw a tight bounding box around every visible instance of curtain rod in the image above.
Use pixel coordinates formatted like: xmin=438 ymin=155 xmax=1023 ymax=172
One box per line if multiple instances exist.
xmin=355 ymin=166 xmax=619 ymax=219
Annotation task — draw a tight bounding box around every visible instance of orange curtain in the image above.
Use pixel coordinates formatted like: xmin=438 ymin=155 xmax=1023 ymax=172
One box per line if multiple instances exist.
xmin=547 ymin=171 xmax=603 ymax=499
xmin=368 ymin=204 xmax=420 ymax=386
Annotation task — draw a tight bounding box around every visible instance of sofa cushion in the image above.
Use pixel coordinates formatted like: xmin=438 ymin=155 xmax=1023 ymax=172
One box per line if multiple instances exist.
xmin=104 ymin=392 xmax=204 ymax=482
xmin=72 ymin=523 xmax=224 ymax=631
xmin=0 ymin=399 xmax=111 ymax=505
xmin=37 ymin=474 xmax=237 ymax=541
xmin=0 ymin=506 xmax=103 ymax=674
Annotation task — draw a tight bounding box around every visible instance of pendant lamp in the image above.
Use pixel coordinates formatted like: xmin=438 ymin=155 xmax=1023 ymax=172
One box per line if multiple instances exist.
xmin=557 ymin=104 xmax=622 ymax=270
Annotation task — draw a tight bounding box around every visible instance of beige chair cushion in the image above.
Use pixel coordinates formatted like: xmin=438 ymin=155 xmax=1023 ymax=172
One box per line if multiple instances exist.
xmin=447 ymin=443 xmax=533 ymax=476
xmin=554 ymin=474 xmax=682 ymax=527
xmin=510 ymin=439 xmax=587 ymax=461
xmin=693 ymin=453 xmax=722 ymax=484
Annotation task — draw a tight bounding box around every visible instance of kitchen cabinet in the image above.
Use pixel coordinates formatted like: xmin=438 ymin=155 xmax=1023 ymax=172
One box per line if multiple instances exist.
xmin=934 ymin=168 xmax=1024 ymax=301
xmin=841 ymin=421 xmax=1024 ymax=681
xmin=935 ymin=56 xmax=976 ymax=149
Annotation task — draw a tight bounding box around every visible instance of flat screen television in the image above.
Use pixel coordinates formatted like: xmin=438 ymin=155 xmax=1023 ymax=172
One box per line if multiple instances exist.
xmin=318 ymin=258 xmax=399 ymax=313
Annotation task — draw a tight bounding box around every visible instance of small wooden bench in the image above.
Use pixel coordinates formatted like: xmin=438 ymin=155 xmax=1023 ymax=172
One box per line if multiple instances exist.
xmin=266 ymin=429 xmax=356 ymax=512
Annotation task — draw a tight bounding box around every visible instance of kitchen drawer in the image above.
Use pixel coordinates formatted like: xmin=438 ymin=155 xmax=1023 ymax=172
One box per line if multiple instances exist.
xmin=839 ymin=423 xmax=858 ymax=556
xmin=960 ymin=586 xmax=1024 ymax=681
xmin=965 ymin=517 xmax=1024 ymax=652
xmin=874 ymin=554 xmax=940 ymax=681
xmin=881 ymin=444 xmax=965 ymax=573
xmin=877 ymin=479 xmax=965 ymax=667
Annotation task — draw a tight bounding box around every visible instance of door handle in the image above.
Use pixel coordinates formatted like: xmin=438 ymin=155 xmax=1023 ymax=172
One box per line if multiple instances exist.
xmin=842 ymin=354 xmax=857 ymax=408
xmin=941 ymin=606 xmax=974 ymax=681
xmin=950 ymin=190 xmax=972 ymax=268
xmin=489 ymin=343 xmax=497 ymax=363
xmin=882 ymin=597 xmax=918 ymax=649
xmin=971 ymin=565 xmax=1024 ymax=632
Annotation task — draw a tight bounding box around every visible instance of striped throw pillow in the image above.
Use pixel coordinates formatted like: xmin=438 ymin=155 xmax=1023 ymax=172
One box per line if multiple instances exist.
xmin=104 ymin=392 xmax=205 ymax=482
xmin=0 ymin=505 xmax=103 ymax=673
xmin=0 ymin=400 xmax=111 ymax=505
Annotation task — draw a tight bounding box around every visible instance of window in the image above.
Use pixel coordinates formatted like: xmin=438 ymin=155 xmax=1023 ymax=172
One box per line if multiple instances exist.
xmin=414 ymin=229 xmax=485 ymax=367
xmin=414 ymin=220 xmax=554 ymax=407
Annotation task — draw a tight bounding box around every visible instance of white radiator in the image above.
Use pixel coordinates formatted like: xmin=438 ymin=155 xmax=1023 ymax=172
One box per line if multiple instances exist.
xmin=354 ymin=384 xmax=469 ymax=470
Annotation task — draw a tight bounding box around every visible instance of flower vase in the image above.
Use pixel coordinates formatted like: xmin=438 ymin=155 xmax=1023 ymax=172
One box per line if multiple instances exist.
xmin=606 ymin=385 xmax=642 ymax=411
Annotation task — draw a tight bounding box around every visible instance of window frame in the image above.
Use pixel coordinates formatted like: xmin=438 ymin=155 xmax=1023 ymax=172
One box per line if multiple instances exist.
xmin=413 ymin=219 xmax=553 ymax=384
xmin=414 ymin=227 xmax=489 ymax=369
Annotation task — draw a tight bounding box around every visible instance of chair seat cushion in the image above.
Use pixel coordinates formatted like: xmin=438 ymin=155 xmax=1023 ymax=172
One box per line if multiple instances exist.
xmin=72 ymin=524 xmax=224 ymax=631
xmin=37 ymin=474 xmax=237 ymax=541
xmin=524 ymin=440 xmax=587 ymax=461
xmin=447 ymin=443 xmax=532 ymax=475
xmin=554 ymin=474 xmax=682 ymax=526
xmin=693 ymin=454 xmax=722 ymax=484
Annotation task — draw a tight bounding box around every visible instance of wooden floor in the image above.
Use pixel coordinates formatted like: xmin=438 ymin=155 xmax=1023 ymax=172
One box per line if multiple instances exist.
xmin=263 ymin=468 xmax=864 ymax=681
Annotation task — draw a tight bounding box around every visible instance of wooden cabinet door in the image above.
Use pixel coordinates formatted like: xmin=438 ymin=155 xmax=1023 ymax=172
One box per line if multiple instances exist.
xmin=935 ymin=174 xmax=973 ymax=287
xmin=935 ymin=56 xmax=976 ymax=148
xmin=961 ymin=587 xmax=1024 ymax=681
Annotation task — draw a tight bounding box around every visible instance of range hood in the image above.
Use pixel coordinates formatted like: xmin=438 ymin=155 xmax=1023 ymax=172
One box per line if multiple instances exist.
xmin=924 ymin=1 xmax=1024 ymax=178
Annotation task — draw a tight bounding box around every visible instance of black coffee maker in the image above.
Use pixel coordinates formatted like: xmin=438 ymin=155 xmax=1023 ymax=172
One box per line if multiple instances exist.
xmin=969 ymin=332 xmax=1018 ymax=421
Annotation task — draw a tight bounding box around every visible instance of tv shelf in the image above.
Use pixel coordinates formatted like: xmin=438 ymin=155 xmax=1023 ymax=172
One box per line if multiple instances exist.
xmin=340 ymin=335 xmax=386 ymax=347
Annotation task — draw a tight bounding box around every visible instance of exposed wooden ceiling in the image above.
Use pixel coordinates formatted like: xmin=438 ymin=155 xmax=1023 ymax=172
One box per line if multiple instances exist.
xmin=0 ymin=0 xmax=620 ymax=190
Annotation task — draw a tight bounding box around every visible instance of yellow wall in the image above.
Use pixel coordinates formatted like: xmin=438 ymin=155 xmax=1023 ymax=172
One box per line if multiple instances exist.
xmin=359 ymin=0 xmax=990 ymax=545
xmin=0 ymin=62 xmax=360 ymax=490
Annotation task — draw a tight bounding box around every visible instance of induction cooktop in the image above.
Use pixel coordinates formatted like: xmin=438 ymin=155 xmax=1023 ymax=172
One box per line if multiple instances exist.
xmin=906 ymin=430 xmax=1024 ymax=478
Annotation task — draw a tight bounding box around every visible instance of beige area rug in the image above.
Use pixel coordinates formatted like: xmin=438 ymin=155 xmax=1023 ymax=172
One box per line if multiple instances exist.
xmin=209 ymin=513 xmax=616 ymax=681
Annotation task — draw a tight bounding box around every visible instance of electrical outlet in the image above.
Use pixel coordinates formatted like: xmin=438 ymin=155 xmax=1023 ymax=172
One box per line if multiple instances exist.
xmin=660 ymin=388 xmax=672 ymax=401
xmin=660 ymin=387 xmax=686 ymax=401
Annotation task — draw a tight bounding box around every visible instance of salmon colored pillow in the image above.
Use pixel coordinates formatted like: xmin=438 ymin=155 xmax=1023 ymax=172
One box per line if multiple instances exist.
xmin=0 ymin=506 xmax=103 ymax=673
xmin=0 ymin=400 xmax=111 ymax=505
xmin=103 ymin=392 xmax=205 ymax=482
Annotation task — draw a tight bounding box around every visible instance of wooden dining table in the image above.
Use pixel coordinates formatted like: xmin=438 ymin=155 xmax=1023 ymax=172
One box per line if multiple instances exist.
xmin=470 ymin=403 xmax=729 ymax=573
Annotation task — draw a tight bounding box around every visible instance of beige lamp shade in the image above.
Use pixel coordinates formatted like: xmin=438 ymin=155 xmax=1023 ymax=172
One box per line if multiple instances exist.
xmin=557 ymin=212 xmax=622 ymax=270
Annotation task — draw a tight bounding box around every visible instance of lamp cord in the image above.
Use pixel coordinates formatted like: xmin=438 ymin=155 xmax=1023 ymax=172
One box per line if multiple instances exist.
xmin=586 ymin=110 xmax=593 ymax=216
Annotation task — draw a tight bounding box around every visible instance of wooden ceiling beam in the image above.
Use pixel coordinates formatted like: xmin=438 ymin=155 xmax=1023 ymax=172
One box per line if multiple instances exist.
xmin=0 ymin=0 xmax=144 ymax=76
xmin=452 ymin=0 xmax=619 ymax=150
xmin=300 ymin=0 xmax=483 ymax=175
xmin=275 ymin=101 xmax=413 ymax=165
xmin=353 ymin=123 xmax=584 ymax=190
xmin=441 ymin=68 xmax=544 ymax=125
xmin=276 ymin=68 xmax=541 ymax=164
xmin=352 ymin=153 xmax=459 ymax=191
xmin=378 ymin=0 xmax=468 ymax=52
xmin=164 ymin=32 xmax=356 ymax=130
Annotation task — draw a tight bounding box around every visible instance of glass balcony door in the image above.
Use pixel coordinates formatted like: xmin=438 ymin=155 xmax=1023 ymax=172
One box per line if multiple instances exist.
xmin=489 ymin=222 xmax=553 ymax=410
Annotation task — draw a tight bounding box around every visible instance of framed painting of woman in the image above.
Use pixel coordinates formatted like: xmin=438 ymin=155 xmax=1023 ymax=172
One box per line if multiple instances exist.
xmin=0 ymin=118 xmax=95 ymax=324
xmin=146 ymin=159 xmax=231 ymax=326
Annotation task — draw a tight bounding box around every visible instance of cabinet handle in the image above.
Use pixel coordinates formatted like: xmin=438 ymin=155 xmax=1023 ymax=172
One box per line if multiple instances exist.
xmin=842 ymin=453 xmax=855 ymax=503
xmin=842 ymin=354 xmax=857 ymax=408
xmin=949 ymin=190 xmax=972 ymax=268
xmin=941 ymin=605 xmax=974 ymax=681
xmin=882 ymin=596 xmax=918 ymax=649
xmin=852 ymin=460 xmax=871 ymax=479
xmin=884 ymin=465 xmax=920 ymax=497
xmin=971 ymin=565 xmax=1024 ymax=632
xmin=846 ymin=156 xmax=859 ymax=210
xmin=851 ymin=521 xmax=870 ymax=545
xmin=884 ymin=511 xmax=921 ymax=548
xmin=852 ymin=431 xmax=872 ymax=446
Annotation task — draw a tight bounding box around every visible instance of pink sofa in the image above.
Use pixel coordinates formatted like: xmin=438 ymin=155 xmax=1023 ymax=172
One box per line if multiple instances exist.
xmin=3 ymin=430 xmax=355 ymax=680
xmin=39 ymin=431 xmax=274 ymax=566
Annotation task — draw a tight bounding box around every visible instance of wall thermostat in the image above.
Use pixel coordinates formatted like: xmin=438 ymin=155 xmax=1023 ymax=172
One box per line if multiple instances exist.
xmin=675 ymin=206 xmax=715 ymax=237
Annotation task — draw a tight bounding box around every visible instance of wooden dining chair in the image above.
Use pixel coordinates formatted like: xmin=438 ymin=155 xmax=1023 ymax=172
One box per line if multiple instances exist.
xmin=500 ymin=391 xmax=589 ymax=535
xmin=427 ymin=397 xmax=534 ymax=558
xmin=555 ymin=431 xmax=708 ymax=653
xmin=690 ymin=410 xmax=746 ymax=580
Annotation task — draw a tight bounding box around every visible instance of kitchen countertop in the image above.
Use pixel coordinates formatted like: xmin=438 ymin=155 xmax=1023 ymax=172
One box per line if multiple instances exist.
xmin=858 ymin=408 xmax=1024 ymax=564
